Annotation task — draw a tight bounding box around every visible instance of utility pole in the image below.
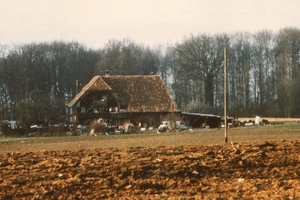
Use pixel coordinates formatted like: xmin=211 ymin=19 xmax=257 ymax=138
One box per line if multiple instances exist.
xmin=224 ymin=47 xmax=228 ymax=143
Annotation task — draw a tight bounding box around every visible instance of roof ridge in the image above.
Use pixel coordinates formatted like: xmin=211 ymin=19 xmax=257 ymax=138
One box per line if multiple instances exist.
xmin=94 ymin=76 xmax=112 ymax=90
xmin=101 ymin=75 xmax=159 ymax=77
xmin=67 ymin=76 xmax=112 ymax=107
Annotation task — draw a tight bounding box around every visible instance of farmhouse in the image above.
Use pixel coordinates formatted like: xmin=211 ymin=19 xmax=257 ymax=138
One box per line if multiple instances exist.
xmin=67 ymin=74 xmax=180 ymax=128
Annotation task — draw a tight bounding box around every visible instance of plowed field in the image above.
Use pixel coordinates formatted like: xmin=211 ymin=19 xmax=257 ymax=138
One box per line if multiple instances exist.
xmin=1 ymin=124 xmax=300 ymax=199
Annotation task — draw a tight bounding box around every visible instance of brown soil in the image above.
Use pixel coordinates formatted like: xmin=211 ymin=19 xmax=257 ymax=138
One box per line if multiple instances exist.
xmin=0 ymin=126 xmax=300 ymax=199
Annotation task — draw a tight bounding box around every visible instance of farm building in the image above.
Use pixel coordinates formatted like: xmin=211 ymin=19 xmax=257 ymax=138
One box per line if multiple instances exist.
xmin=181 ymin=112 xmax=222 ymax=128
xmin=181 ymin=112 xmax=234 ymax=128
xmin=67 ymin=74 xmax=180 ymax=128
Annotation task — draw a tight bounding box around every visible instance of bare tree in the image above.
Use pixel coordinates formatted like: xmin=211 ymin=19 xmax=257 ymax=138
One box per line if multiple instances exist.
xmin=275 ymin=28 xmax=300 ymax=117
xmin=0 ymin=42 xmax=100 ymax=124
xmin=98 ymin=38 xmax=159 ymax=76
xmin=171 ymin=34 xmax=229 ymax=113
xmin=251 ymin=30 xmax=276 ymax=115
xmin=227 ymin=32 xmax=252 ymax=117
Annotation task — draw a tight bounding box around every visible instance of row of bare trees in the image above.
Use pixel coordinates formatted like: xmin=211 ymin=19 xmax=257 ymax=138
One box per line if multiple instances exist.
xmin=1 ymin=27 xmax=300 ymax=128
xmin=167 ymin=28 xmax=300 ymax=118
xmin=0 ymin=42 xmax=100 ymax=127
xmin=0 ymin=39 xmax=161 ymax=128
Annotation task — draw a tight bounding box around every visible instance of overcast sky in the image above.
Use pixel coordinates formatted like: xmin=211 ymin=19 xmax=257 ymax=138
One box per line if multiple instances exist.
xmin=1 ymin=0 xmax=300 ymax=49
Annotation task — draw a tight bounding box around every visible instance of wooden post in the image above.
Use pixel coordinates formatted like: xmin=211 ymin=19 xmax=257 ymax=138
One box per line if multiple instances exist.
xmin=224 ymin=47 xmax=228 ymax=143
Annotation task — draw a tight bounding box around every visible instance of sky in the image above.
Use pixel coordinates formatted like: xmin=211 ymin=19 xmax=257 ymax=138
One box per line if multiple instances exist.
xmin=1 ymin=0 xmax=300 ymax=49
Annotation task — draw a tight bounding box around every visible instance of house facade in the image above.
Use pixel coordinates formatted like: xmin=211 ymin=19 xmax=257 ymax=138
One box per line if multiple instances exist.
xmin=68 ymin=75 xmax=180 ymax=128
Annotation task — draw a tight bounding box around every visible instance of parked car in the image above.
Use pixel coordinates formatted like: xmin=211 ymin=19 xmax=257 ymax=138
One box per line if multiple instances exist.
xmin=175 ymin=121 xmax=189 ymax=130
xmin=157 ymin=121 xmax=175 ymax=133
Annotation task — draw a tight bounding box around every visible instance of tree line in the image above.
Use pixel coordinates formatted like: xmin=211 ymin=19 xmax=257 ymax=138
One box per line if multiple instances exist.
xmin=0 ymin=27 xmax=300 ymax=128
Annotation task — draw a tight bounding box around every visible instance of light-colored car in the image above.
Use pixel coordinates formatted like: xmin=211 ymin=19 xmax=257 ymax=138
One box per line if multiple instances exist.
xmin=157 ymin=121 xmax=174 ymax=132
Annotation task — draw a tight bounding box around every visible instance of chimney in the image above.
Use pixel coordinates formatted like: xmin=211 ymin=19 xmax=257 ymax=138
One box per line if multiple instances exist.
xmin=105 ymin=70 xmax=110 ymax=77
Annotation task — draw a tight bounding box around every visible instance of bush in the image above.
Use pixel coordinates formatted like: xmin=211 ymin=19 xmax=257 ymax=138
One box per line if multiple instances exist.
xmin=90 ymin=121 xmax=105 ymax=133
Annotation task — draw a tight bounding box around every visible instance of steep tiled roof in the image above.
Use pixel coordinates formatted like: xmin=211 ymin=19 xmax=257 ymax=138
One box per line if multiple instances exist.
xmin=68 ymin=75 xmax=179 ymax=113
xmin=67 ymin=76 xmax=112 ymax=107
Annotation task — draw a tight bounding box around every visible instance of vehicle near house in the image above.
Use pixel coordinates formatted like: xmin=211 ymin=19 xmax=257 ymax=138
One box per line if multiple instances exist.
xmin=175 ymin=121 xmax=189 ymax=130
xmin=118 ymin=122 xmax=133 ymax=134
xmin=157 ymin=121 xmax=175 ymax=132
xmin=157 ymin=120 xmax=189 ymax=133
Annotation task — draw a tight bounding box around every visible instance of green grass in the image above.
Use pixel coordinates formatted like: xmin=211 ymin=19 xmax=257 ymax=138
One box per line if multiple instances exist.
xmin=0 ymin=123 xmax=299 ymax=153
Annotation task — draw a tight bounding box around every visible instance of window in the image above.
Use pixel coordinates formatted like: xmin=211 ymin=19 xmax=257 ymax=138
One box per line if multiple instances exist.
xmin=101 ymin=95 xmax=107 ymax=102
